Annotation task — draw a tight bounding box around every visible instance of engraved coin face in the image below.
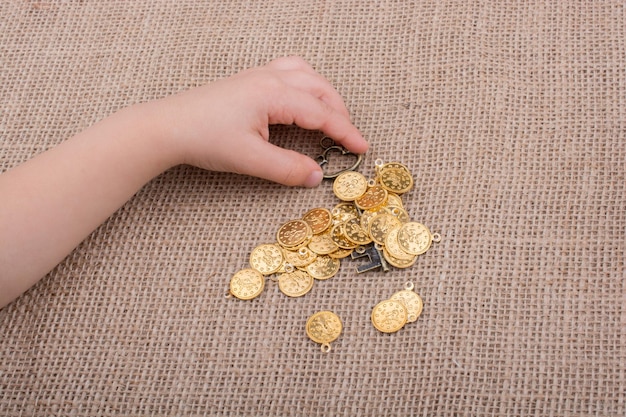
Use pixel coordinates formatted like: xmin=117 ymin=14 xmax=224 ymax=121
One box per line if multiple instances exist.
xmin=343 ymin=217 xmax=372 ymax=245
xmin=368 ymin=213 xmax=403 ymax=245
xmin=371 ymin=299 xmax=408 ymax=333
xmin=230 ymin=268 xmax=265 ymax=300
xmin=278 ymin=269 xmax=314 ymax=297
xmin=302 ymin=207 xmax=333 ymax=235
xmin=391 ymin=290 xmax=424 ymax=322
xmin=333 ymin=171 xmax=368 ymax=201
xmin=397 ymin=222 xmax=433 ymax=255
xmin=306 ymin=311 xmax=343 ymax=344
xmin=249 ymin=243 xmax=284 ymax=275
xmin=379 ymin=163 xmax=413 ymax=194
xmin=277 ymin=219 xmax=312 ymax=249
xmin=308 ymin=232 xmax=339 ymax=255
xmin=306 ymin=255 xmax=341 ymax=280
xmin=355 ymin=185 xmax=388 ymax=210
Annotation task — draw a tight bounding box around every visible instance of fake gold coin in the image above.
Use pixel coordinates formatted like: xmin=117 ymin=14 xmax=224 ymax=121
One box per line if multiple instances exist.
xmin=397 ymin=222 xmax=433 ymax=255
xmin=249 ymin=243 xmax=284 ymax=275
xmin=355 ymin=185 xmax=388 ymax=210
xmin=306 ymin=310 xmax=343 ymax=352
xmin=368 ymin=213 xmax=403 ymax=245
xmin=391 ymin=289 xmax=424 ymax=322
xmin=306 ymin=255 xmax=341 ymax=280
xmin=371 ymin=299 xmax=408 ymax=333
xmin=302 ymin=207 xmax=332 ymax=235
xmin=276 ymin=219 xmax=312 ymax=249
xmin=308 ymin=232 xmax=339 ymax=255
xmin=379 ymin=163 xmax=413 ymax=194
xmin=343 ymin=217 xmax=372 ymax=246
xmin=278 ymin=269 xmax=314 ymax=297
xmin=333 ymin=171 xmax=368 ymax=201
xmin=229 ymin=268 xmax=265 ymax=300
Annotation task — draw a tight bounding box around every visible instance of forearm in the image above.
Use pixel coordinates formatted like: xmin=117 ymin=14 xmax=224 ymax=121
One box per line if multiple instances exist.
xmin=0 ymin=101 xmax=178 ymax=308
xmin=0 ymin=57 xmax=368 ymax=309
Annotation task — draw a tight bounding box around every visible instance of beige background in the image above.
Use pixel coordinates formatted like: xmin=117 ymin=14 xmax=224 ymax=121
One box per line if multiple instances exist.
xmin=1 ymin=1 xmax=624 ymax=415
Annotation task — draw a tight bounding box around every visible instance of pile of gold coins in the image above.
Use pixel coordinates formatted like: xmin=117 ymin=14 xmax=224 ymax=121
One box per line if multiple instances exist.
xmin=228 ymin=158 xmax=441 ymax=348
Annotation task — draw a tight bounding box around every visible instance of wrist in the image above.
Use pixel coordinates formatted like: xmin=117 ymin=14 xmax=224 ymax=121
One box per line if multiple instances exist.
xmin=126 ymin=99 xmax=186 ymax=171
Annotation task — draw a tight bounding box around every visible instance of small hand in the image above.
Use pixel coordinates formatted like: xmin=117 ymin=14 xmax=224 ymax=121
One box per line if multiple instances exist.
xmin=156 ymin=56 xmax=368 ymax=187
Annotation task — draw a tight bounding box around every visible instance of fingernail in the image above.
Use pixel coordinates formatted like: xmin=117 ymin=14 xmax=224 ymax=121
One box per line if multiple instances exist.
xmin=304 ymin=170 xmax=323 ymax=188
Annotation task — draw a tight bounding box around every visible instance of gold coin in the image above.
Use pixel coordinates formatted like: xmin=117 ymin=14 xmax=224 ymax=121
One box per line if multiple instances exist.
xmin=302 ymin=207 xmax=332 ymax=235
xmin=282 ymin=247 xmax=317 ymax=268
xmin=379 ymin=163 xmax=413 ymax=194
xmin=355 ymin=185 xmax=388 ymax=210
xmin=382 ymin=247 xmax=418 ymax=269
xmin=306 ymin=310 xmax=343 ymax=351
xmin=330 ymin=222 xmax=358 ymax=249
xmin=249 ymin=243 xmax=284 ymax=275
xmin=384 ymin=227 xmax=415 ymax=261
xmin=397 ymin=222 xmax=433 ymax=255
xmin=308 ymin=232 xmax=339 ymax=255
xmin=332 ymin=171 xmax=368 ymax=201
xmin=331 ymin=202 xmax=359 ymax=224
xmin=276 ymin=219 xmax=313 ymax=249
xmin=343 ymin=217 xmax=372 ymax=245
xmin=390 ymin=290 xmax=424 ymax=322
xmin=306 ymin=255 xmax=341 ymax=280
xmin=371 ymin=299 xmax=408 ymax=333
xmin=229 ymin=268 xmax=265 ymax=300
xmin=278 ymin=269 xmax=314 ymax=297
xmin=368 ymin=213 xmax=403 ymax=245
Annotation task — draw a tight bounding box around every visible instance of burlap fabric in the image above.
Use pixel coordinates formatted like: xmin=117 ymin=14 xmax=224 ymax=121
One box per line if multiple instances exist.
xmin=1 ymin=1 xmax=624 ymax=415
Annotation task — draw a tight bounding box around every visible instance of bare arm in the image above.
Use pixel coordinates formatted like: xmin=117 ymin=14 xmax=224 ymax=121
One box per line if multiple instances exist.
xmin=0 ymin=56 xmax=368 ymax=308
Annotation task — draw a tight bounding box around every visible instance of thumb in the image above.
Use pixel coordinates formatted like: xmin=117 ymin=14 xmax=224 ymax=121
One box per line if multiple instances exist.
xmin=238 ymin=138 xmax=324 ymax=188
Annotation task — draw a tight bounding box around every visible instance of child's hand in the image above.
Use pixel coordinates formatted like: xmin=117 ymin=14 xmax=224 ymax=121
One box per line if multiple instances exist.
xmin=155 ymin=56 xmax=368 ymax=187
xmin=0 ymin=56 xmax=367 ymax=308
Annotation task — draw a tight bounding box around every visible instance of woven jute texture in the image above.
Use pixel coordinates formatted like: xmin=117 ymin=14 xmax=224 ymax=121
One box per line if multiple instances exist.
xmin=1 ymin=1 xmax=625 ymax=416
